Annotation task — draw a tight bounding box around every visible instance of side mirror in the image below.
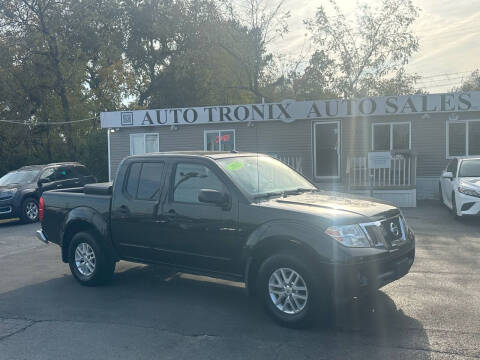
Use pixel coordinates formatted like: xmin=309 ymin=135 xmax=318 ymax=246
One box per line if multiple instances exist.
xmin=198 ymin=189 xmax=228 ymax=206
xmin=38 ymin=178 xmax=49 ymax=186
xmin=442 ymin=171 xmax=453 ymax=179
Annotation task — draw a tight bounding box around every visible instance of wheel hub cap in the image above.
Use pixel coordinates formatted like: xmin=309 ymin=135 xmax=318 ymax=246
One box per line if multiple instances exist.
xmin=75 ymin=243 xmax=96 ymax=277
xmin=268 ymin=268 xmax=308 ymax=315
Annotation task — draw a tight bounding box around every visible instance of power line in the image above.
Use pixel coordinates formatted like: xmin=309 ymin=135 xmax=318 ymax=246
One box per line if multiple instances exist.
xmin=415 ymin=75 xmax=469 ymax=84
xmin=0 ymin=116 xmax=98 ymax=126
xmin=418 ymin=70 xmax=475 ymax=80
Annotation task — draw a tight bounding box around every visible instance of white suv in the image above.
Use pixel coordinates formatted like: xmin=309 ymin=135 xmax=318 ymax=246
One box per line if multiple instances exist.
xmin=439 ymin=157 xmax=480 ymax=218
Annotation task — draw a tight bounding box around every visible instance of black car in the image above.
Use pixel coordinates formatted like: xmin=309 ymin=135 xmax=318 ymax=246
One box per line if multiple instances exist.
xmin=36 ymin=152 xmax=415 ymax=327
xmin=0 ymin=162 xmax=96 ymax=223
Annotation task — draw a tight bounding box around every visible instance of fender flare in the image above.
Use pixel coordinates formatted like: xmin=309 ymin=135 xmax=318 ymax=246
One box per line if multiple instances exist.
xmin=243 ymin=219 xmax=338 ymax=263
xmin=242 ymin=219 xmax=347 ymax=295
xmin=60 ymin=206 xmax=119 ymax=262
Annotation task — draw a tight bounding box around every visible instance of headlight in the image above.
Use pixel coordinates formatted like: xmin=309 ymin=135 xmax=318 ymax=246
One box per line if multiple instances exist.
xmin=458 ymin=186 xmax=480 ymax=198
xmin=325 ymin=224 xmax=371 ymax=248
xmin=0 ymin=188 xmax=17 ymax=200
xmin=398 ymin=209 xmax=409 ymax=229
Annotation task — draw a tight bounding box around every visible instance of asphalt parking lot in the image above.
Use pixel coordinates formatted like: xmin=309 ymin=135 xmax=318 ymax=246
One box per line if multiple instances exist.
xmin=0 ymin=201 xmax=479 ymax=360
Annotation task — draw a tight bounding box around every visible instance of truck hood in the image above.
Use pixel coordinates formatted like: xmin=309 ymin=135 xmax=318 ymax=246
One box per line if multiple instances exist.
xmin=255 ymin=191 xmax=400 ymax=224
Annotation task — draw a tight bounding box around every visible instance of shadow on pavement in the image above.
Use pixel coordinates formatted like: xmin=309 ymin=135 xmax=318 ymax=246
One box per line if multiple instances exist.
xmin=0 ymin=262 xmax=431 ymax=358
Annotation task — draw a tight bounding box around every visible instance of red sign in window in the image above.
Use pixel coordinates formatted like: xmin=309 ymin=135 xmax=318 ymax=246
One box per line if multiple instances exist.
xmin=215 ymin=134 xmax=231 ymax=143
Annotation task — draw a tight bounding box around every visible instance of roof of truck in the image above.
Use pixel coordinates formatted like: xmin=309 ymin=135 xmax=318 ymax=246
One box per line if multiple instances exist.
xmin=129 ymin=151 xmax=266 ymax=160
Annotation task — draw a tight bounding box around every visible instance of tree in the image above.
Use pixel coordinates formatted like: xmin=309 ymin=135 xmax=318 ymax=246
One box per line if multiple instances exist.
xmin=456 ymin=70 xmax=480 ymax=91
xmin=214 ymin=0 xmax=290 ymax=102
xmin=0 ymin=0 xmax=126 ymax=179
xmin=304 ymin=0 xmax=420 ymax=98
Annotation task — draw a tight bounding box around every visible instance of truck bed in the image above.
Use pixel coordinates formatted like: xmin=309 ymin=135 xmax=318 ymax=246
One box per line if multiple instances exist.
xmin=41 ymin=183 xmax=113 ymax=246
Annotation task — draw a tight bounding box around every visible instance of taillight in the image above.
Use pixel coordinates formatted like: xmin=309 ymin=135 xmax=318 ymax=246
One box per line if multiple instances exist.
xmin=39 ymin=196 xmax=45 ymax=221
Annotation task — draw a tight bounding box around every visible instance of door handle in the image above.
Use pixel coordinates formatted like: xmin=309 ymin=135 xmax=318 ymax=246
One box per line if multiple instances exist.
xmin=118 ymin=205 xmax=129 ymax=216
xmin=165 ymin=209 xmax=177 ymax=220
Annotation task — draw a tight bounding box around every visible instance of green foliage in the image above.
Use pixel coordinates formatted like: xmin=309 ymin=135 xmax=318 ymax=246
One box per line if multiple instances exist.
xmin=0 ymin=0 xmax=425 ymax=180
xmin=304 ymin=0 xmax=420 ymax=98
xmin=457 ymin=70 xmax=480 ymax=92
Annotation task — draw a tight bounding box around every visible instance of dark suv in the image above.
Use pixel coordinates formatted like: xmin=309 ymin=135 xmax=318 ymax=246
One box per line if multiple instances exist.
xmin=0 ymin=162 xmax=96 ymax=223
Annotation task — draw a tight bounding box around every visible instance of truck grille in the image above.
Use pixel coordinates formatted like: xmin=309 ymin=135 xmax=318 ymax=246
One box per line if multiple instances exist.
xmin=361 ymin=215 xmax=407 ymax=248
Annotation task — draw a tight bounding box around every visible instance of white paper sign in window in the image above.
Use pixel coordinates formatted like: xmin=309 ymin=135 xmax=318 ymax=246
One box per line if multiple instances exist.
xmin=130 ymin=133 xmax=159 ymax=155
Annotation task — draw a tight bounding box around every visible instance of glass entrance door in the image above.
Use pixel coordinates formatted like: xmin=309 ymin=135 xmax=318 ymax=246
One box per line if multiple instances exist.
xmin=313 ymin=121 xmax=340 ymax=178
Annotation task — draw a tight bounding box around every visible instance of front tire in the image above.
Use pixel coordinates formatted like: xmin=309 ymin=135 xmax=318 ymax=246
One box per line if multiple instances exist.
xmin=68 ymin=231 xmax=115 ymax=286
xmin=257 ymin=253 xmax=329 ymax=328
xmin=21 ymin=198 xmax=39 ymax=223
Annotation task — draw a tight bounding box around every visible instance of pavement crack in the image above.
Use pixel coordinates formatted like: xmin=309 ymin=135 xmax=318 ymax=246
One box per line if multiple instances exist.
xmin=0 ymin=316 xmax=219 ymax=341
xmin=0 ymin=319 xmax=37 ymax=342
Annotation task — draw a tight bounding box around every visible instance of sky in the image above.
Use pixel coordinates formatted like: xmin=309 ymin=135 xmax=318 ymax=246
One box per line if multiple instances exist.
xmin=272 ymin=0 xmax=480 ymax=93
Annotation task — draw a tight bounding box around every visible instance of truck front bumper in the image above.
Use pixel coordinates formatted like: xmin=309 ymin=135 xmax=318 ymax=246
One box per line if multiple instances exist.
xmin=331 ymin=245 xmax=415 ymax=300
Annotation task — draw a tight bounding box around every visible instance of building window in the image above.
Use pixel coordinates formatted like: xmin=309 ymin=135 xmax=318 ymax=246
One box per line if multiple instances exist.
xmin=313 ymin=121 xmax=340 ymax=178
xmin=372 ymin=122 xmax=411 ymax=151
xmin=447 ymin=120 xmax=480 ymax=158
xmin=204 ymin=130 xmax=235 ymax=151
xmin=130 ymin=133 xmax=159 ymax=155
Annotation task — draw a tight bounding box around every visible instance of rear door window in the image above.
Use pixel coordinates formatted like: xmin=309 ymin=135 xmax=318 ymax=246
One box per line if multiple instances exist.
xmin=125 ymin=163 xmax=142 ymax=198
xmin=74 ymin=165 xmax=91 ymax=177
xmin=55 ymin=166 xmax=76 ymax=180
xmin=137 ymin=163 xmax=165 ymax=200
xmin=125 ymin=162 xmax=165 ymax=200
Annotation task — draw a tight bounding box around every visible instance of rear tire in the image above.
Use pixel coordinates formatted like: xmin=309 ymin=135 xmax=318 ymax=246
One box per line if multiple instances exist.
xmin=68 ymin=231 xmax=115 ymax=286
xmin=256 ymin=253 xmax=329 ymax=328
xmin=21 ymin=198 xmax=39 ymax=223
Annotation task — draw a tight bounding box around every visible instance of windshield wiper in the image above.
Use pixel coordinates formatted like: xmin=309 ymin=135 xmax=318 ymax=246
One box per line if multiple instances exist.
xmin=282 ymin=188 xmax=316 ymax=195
xmin=253 ymin=191 xmax=284 ymax=200
xmin=253 ymin=188 xmax=315 ymax=200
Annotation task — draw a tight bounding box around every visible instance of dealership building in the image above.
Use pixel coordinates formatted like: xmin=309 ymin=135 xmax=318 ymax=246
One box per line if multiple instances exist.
xmin=101 ymin=91 xmax=480 ymax=207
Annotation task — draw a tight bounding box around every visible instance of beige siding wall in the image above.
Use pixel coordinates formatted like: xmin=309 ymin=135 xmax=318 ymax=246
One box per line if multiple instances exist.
xmin=109 ymin=121 xmax=314 ymax=179
xmin=108 ymin=111 xmax=480 ymax=197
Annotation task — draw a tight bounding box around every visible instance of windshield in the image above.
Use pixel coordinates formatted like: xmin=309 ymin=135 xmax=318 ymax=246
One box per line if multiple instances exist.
xmin=459 ymin=159 xmax=480 ymax=177
xmin=0 ymin=170 xmax=40 ymax=186
xmin=217 ymin=156 xmax=316 ymax=197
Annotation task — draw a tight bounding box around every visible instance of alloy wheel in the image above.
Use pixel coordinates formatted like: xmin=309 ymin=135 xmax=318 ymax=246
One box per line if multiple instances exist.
xmin=25 ymin=201 xmax=39 ymax=221
xmin=268 ymin=267 xmax=308 ymax=315
xmin=75 ymin=242 xmax=96 ymax=277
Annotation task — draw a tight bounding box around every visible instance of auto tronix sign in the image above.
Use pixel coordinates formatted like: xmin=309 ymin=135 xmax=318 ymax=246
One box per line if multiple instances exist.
xmin=100 ymin=91 xmax=480 ymax=128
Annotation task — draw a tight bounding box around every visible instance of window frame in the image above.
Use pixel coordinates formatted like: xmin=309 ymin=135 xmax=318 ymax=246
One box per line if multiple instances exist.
xmin=129 ymin=133 xmax=159 ymax=156
xmin=170 ymin=161 xmax=230 ymax=207
xmin=203 ymin=129 xmax=236 ymax=151
xmin=446 ymin=119 xmax=480 ymax=159
xmin=371 ymin=121 xmax=411 ymax=151
xmin=312 ymin=120 xmax=341 ymax=180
